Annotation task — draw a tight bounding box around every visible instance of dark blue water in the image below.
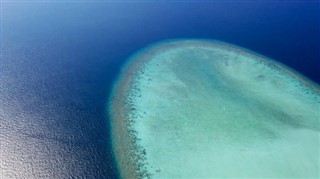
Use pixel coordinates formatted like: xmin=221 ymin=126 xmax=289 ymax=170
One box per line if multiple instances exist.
xmin=1 ymin=2 xmax=319 ymax=178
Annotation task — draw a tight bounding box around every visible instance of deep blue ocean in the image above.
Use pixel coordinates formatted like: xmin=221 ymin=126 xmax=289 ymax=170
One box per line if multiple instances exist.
xmin=1 ymin=1 xmax=319 ymax=178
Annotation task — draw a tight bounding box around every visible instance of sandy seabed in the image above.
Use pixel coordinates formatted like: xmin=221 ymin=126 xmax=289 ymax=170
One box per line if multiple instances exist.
xmin=109 ymin=39 xmax=320 ymax=179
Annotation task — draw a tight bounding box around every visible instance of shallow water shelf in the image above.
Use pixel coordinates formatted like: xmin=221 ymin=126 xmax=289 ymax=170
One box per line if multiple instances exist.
xmin=109 ymin=39 xmax=320 ymax=179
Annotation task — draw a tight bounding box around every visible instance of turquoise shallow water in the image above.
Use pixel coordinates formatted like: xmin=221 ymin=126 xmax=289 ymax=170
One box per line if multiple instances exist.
xmin=1 ymin=2 xmax=319 ymax=178
xmin=110 ymin=40 xmax=320 ymax=178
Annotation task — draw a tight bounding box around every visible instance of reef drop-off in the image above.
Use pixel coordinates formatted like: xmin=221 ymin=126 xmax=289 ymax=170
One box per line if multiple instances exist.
xmin=109 ymin=39 xmax=320 ymax=178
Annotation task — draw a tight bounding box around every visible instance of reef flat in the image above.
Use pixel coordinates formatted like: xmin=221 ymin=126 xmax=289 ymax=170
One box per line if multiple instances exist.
xmin=109 ymin=39 xmax=320 ymax=178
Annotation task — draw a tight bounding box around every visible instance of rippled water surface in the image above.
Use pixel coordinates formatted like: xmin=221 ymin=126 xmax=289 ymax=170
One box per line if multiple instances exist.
xmin=1 ymin=2 xmax=319 ymax=178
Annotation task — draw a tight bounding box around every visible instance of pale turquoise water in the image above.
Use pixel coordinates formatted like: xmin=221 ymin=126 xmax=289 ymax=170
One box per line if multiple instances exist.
xmin=111 ymin=40 xmax=320 ymax=178
xmin=2 ymin=2 xmax=319 ymax=178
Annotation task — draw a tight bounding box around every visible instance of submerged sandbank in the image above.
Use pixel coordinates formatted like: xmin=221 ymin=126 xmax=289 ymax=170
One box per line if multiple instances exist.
xmin=109 ymin=39 xmax=320 ymax=178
